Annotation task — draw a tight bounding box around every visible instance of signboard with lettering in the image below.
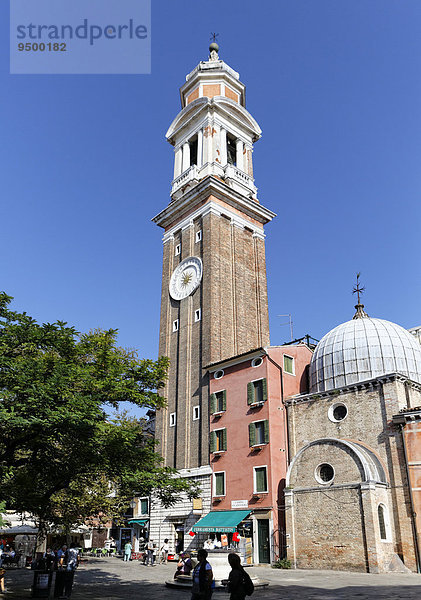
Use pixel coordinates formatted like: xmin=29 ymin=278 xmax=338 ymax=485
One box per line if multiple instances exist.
xmin=231 ymin=500 xmax=249 ymax=509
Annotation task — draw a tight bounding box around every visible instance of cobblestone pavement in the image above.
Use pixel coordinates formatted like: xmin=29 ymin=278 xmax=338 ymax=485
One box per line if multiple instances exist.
xmin=2 ymin=557 xmax=421 ymax=599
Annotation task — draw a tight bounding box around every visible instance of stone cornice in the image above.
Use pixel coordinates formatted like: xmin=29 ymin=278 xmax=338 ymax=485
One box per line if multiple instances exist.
xmin=152 ymin=175 xmax=276 ymax=231
xmin=166 ymin=96 xmax=261 ymax=145
xmin=286 ymin=372 xmax=421 ymax=406
xmin=286 ymin=481 xmax=388 ymax=495
xmin=205 ymin=347 xmax=266 ymax=372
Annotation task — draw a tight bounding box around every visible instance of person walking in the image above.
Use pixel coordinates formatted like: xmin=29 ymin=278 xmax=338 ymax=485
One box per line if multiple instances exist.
xmin=123 ymin=541 xmax=132 ymax=562
xmin=63 ymin=542 xmax=79 ymax=599
xmin=145 ymin=539 xmax=155 ymax=566
xmin=226 ymin=553 xmax=253 ymax=600
xmin=191 ymin=548 xmax=213 ymax=600
xmin=160 ymin=539 xmax=170 ymax=564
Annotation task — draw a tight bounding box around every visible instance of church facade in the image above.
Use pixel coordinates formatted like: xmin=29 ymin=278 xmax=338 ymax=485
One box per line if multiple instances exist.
xmin=149 ymin=45 xmax=421 ymax=572
xmin=285 ymin=304 xmax=421 ymax=572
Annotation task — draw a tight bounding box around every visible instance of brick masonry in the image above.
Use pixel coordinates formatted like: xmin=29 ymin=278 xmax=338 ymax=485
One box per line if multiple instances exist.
xmin=285 ymin=376 xmax=421 ymax=572
xmin=155 ymin=188 xmax=271 ymax=472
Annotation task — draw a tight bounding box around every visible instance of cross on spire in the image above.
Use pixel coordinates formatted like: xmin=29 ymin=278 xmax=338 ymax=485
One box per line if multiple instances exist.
xmin=352 ymin=272 xmax=369 ymax=319
xmin=210 ymin=32 xmax=219 ymax=43
xmin=352 ymin=272 xmax=365 ymax=305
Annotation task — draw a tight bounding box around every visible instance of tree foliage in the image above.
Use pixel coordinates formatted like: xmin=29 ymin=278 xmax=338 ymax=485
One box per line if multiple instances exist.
xmin=0 ymin=292 xmax=198 ymax=533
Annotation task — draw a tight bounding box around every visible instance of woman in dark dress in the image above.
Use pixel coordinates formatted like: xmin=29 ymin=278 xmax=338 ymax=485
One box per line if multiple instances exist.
xmin=227 ymin=553 xmax=248 ymax=600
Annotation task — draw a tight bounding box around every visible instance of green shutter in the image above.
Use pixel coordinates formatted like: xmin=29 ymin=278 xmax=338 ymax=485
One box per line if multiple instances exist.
xmin=262 ymin=378 xmax=268 ymax=402
xmin=222 ymin=390 xmax=227 ymax=411
xmin=255 ymin=467 xmax=267 ymax=493
xmin=263 ymin=419 xmax=269 ymax=443
xmin=210 ymin=431 xmax=216 ymax=453
xmin=215 ymin=473 xmax=224 ymax=496
xmin=249 ymin=422 xmax=256 ymax=447
xmin=247 ymin=382 xmax=254 ymax=405
xmin=210 ymin=393 xmax=217 ymax=415
xmin=222 ymin=428 xmax=227 ymax=451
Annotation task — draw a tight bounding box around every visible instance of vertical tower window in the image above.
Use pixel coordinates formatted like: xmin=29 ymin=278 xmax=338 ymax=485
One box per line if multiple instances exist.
xmin=227 ymin=134 xmax=236 ymax=166
xmin=175 ymin=244 xmax=181 ymax=256
xmin=195 ymin=230 xmax=202 ymax=243
xmin=189 ymin=136 xmax=198 ymax=167
xmin=173 ymin=319 xmax=179 ymax=332
xmin=195 ymin=309 xmax=201 ymax=322
xmin=169 ymin=413 xmax=176 ymax=427
xmin=378 ymin=504 xmax=390 ymax=541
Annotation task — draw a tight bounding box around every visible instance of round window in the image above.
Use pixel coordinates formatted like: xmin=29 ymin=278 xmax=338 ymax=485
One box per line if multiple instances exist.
xmin=328 ymin=403 xmax=348 ymax=422
xmin=315 ymin=463 xmax=335 ymax=485
xmin=251 ymin=357 xmax=263 ymax=368
xmin=214 ymin=370 xmax=224 ymax=380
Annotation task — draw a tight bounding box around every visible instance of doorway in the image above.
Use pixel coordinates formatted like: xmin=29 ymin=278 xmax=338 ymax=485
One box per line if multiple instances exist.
xmin=257 ymin=519 xmax=270 ymax=563
xmin=174 ymin=525 xmax=184 ymax=555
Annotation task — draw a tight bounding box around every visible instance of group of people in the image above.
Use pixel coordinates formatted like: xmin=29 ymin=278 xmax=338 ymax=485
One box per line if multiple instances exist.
xmin=34 ymin=543 xmax=79 ymax=571
xmin=189 ymin=549 xmax=253 ymax=600
xmin=0 ymin=545 xmax=17 ymax=567
xmin=123 ymin=538 xmax=171 ymax=565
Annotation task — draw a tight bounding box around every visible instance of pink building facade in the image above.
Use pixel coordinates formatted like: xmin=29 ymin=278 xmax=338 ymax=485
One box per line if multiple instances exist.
xmin=201 ymin=344 xmax=312 ymax=563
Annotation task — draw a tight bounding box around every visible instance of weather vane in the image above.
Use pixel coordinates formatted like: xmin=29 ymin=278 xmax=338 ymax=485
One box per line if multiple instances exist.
xmin=352 ymin=272 xmax=365 ymax=305
xmin=210 ymin=32 xmax=219 ymax=43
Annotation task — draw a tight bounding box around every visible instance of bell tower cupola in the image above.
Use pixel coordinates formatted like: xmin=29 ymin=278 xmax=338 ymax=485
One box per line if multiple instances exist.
xmin=166 ymin=43 xmax=262 ymax=201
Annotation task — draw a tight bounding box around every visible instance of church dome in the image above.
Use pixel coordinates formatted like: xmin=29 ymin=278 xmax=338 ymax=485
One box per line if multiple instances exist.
xmin=309 ymin=307 xmax=421 ymax=392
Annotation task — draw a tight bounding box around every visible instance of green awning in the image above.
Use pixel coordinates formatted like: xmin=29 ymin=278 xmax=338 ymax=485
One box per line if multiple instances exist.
xmin=192 ymin=510 xmax=250 ymax=533
xmin=127 ymin=519 xmax=149 ymax=526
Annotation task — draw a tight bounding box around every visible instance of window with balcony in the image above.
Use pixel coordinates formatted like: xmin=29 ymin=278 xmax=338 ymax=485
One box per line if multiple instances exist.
xmin=210 ymin=428 xmax=227 ymax=453
xmin=249 ymin=420 xmax=269 ymax=446
xmin=210 ymin=390 xmax=226 ymax=414
xmin=247 ymin=378 xmax=267 ymax=405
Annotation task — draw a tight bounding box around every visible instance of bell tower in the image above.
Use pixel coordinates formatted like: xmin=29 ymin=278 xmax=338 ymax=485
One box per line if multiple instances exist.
xmin=153 ymin=44 xmax=276 ymax=471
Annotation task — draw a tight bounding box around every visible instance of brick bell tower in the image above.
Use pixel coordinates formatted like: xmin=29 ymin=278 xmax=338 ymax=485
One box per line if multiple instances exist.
xmin=153 ymin=43 xmax=275 ymax=472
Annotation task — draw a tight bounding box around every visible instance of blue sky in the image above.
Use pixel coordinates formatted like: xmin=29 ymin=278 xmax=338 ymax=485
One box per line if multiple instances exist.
xmin=1 ymin=1 xmax=420 ymax=395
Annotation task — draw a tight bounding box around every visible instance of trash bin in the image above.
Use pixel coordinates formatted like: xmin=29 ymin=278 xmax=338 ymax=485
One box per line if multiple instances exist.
xmin=32 ymin=570 xmax=53 ymax=598
xmin=54 ymin=569 xmax=75 ymax=598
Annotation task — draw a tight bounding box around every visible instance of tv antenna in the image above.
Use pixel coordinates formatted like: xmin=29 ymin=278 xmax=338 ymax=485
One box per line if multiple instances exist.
xmin=277 ymin=314 xmax=293 ymax=342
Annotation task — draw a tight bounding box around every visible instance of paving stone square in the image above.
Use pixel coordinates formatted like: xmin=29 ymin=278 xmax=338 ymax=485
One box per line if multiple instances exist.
xmin=2 ymin=557 xmax=421 ymax=599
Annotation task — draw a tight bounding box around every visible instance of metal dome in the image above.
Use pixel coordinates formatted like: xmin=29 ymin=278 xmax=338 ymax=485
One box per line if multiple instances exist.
xmin=310 ymin=310 xmax=421 ymax=392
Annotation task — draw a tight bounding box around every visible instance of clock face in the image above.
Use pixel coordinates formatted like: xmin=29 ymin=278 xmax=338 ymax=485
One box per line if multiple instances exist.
xmin=169 ymin=256 xmax=203 ymax=301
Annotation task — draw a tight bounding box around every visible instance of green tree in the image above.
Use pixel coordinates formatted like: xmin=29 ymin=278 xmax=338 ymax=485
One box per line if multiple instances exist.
xmin=0 ymin=292 xmax=198 ymax=536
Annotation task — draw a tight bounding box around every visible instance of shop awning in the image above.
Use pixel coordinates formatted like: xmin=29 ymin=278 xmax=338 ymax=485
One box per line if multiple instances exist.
xmin=127 ymin=519 xmax=149 ymax=526
xmin=192 ymin=510 xmax=250 ymax=533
